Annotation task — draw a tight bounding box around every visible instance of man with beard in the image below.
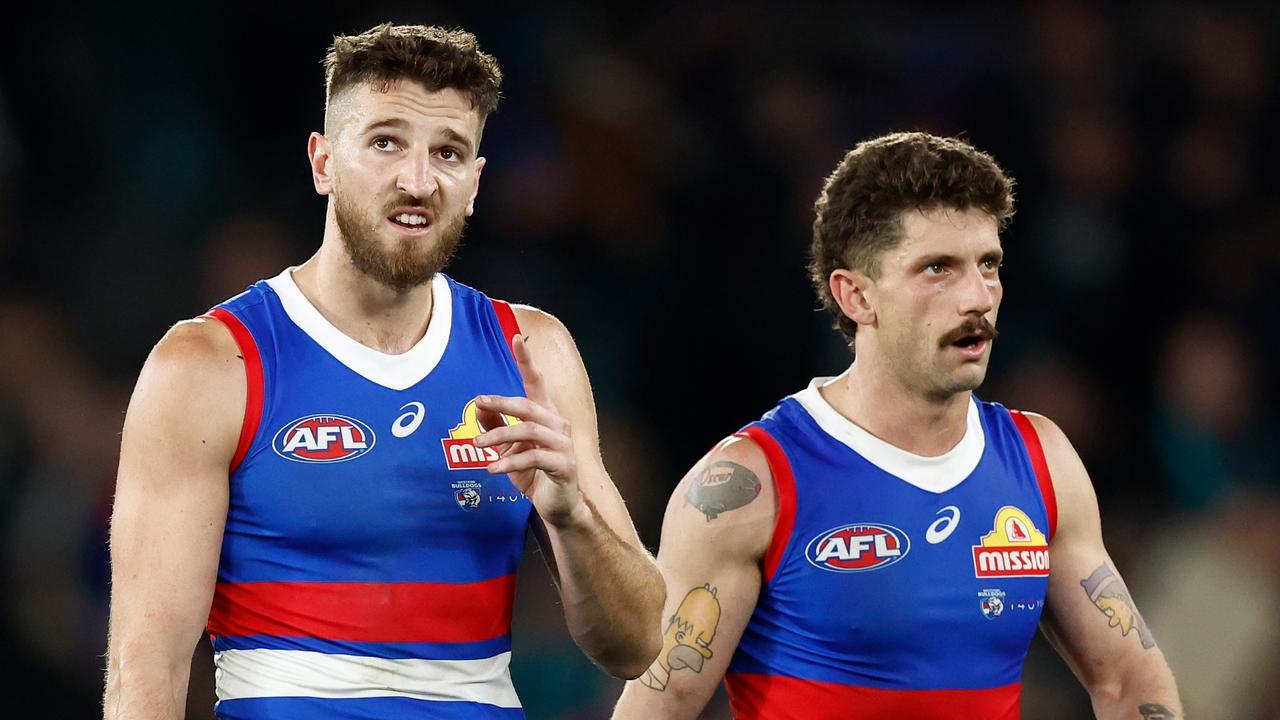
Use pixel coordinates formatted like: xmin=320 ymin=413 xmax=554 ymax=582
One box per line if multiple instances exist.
xmin=103 ymin=24 xmax=662 ymax=720
xmin=613 ymin=133 xmax=1181 ymax=719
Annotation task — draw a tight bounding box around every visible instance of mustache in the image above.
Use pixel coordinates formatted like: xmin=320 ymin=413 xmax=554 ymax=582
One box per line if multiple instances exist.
xmin=383 ymin=195 xmax=434 ymax=214
xmin=939 ymin=317 xmax=998 ymax=346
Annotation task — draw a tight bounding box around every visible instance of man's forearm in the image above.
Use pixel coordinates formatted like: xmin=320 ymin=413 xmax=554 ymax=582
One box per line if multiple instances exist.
xmin=1090 ymin=653 xmax=1182 ymax=720
xmin=103 ymin=657 xmax=188 ymax=720
xmin=540 ymin=496 xmax=665 ymax=678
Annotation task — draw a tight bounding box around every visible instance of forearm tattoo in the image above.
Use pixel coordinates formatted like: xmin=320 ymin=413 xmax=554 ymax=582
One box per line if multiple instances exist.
xmin=685 ymin=461 xmax=761 ymax=520
xmin=1081 ymin=564 xmax=1156 ymax=649
xmin=1138 ymin=703 xmax=1176 ymax=719
xmin=640 ymin=585 xmax=722 ymax=692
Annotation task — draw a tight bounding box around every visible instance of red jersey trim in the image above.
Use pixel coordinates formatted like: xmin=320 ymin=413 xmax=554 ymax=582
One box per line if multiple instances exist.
xmin=725 ymin=673 xmax=1021 ymax=720
xmin=1009 ymin=410 xmax=1057 ymax=541
xmin=489 ymin=299 xmax=521 ymax=356
xmin=739 ymin=425 xmax=797 ymax=585
xmin=207 ymin=574 xmax=517 ymax=644
xmin=204 ymin=308 xmax=264 ymax=474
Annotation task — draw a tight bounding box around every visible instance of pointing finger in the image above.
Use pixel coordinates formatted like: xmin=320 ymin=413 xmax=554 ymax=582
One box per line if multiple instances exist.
xmin=511 ymin=335 xmax=549 ymax=404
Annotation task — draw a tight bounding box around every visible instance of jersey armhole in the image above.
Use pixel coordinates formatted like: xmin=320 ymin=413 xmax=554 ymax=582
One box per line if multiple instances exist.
xmin=1009 ymin=410 xmax=1058 ymax=541
xmin=203 ymin=308 xmax=264 ymax=474
xmin=737 ymin=425 xmax=797 ymax=585
xmin=489 ymin=299 xmax=522 ymax=357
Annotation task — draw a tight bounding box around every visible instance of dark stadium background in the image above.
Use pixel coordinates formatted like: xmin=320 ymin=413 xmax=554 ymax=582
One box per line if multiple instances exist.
xmin=1 ymin=2 xmax=1277 ymax=717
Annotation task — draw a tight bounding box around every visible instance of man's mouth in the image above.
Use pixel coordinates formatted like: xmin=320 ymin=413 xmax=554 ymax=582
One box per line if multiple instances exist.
xmin=387 ymin=207 xmax=435 ymax=231
xmin=940 ymin=318 xmax=998 ymax=352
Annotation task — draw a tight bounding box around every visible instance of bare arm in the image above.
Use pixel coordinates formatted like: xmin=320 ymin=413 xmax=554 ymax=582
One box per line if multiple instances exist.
xmin=1031 ymin=414 xmax=1183 ymax=719
xmin=473 ymin=307 xmax=663 ymax=678
xmin=103 ymin=319 xmax=244 ymax=719
xmin=613 ymin=436 xmax=775 ymax=719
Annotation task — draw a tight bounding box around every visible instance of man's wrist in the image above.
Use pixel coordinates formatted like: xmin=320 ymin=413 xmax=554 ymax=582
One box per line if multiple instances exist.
xmin=545 ymin=492 xmax=594 ymax=531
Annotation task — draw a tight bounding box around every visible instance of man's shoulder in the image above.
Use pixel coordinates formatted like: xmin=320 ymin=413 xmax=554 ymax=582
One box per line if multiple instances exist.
xmin=123 ymin=317 xmax=246 ymax=467
xmin=154 ymin=317 xmax=241 ymax=367
xmin=664 ymin=433 xmax=778 ymax=560
xmin=508 ymin=303 xmax=566 ymax=335
xmin=137 ymin=317 xmax=246 ymax=410
xmin=506 ymin=304 xmax=583 ymax=373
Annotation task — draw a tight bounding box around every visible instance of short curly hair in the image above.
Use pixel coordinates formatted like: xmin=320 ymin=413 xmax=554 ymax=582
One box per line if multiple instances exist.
xmin=810 ymin=132 xmax=1015 ymax=345
xmin=323 ymin=23 xmax=502 ymax=119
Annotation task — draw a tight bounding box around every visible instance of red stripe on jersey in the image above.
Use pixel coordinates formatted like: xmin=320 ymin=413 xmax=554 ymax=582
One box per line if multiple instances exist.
xmin=1009 ymin=410 xmax=1057 ymax=541
xmin=490 ymin=299 xmax=521 ymax=356
xmin=726 ymin=673 xmax=1021 ymax=720
xmin=204 ymin=308 xmax=263 ymax=474
xmin=207 ymin=574 xmax=517 ymax=643
xmin=739 ymin=425 xmax=797 ymax=584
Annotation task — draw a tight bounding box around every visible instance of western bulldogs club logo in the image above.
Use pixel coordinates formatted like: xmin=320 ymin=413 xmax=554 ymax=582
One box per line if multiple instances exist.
xmin=805 ymin=523 xmax=910 ymax=573
xmin=978 ymin=588 xmax=1006 ymax=619
xmin=273 ymin=414 xmax=376 ymax=463
xmin=452 ymin=479 xmax=483 ymax=511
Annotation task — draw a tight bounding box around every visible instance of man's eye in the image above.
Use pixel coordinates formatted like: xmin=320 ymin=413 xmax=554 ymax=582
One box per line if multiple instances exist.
xmin=439 ymin=148 xmax=458 ymax=161
xmin=373 ymin=137 xmax=399 ymax=152
xmin=924 ymin=263 xmax=946 ymax=276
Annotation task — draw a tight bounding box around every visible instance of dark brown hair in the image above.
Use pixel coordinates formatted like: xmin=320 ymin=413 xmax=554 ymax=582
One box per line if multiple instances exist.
xmin=810 ymin=131 xmax=1015 ymax=344
xmin=323 ymin=23 xmax=502 ymax=119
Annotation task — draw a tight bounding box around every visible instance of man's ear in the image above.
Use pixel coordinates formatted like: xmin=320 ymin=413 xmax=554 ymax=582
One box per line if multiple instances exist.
xmin=308 ymin=132 xmax=333 ymax=196
xmin=466 ymin=156 xmax=485 ymax=216
xmin=830 ymin=268 xmax=877 ymax=328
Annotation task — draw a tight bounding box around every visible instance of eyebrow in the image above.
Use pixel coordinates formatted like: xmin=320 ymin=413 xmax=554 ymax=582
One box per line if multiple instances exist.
xmin=438 ymin=128 xmax=475 ymax=155
xmin=912 ymin=249 xmax=1004 ymax=268
xmin=913 ymin=253 xmax=962 ymax=268
xmin=361 ymin=117 xmax=409 ymax=134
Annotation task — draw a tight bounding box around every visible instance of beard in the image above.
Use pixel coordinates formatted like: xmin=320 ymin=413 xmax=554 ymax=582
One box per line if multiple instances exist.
xmin=333 ymin=189 xmax=467 ymax=292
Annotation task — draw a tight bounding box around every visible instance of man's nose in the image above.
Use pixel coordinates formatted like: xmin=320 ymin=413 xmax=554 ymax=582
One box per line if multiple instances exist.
xmin=397 ymin=149 xmax=439 ymax=199
xmin=959 ymin=266 xmax=996 ymax=316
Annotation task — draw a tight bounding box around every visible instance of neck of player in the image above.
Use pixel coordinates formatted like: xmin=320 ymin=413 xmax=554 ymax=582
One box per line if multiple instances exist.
xmin=820 ymin=358 xmax=971 ymax=457
xmin=290 ymin=234 xmax=436 ymax=356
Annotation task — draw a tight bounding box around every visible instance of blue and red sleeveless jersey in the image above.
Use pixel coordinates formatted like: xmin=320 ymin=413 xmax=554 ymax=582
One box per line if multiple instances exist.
xmin=725 ymin=378 xmax=1058 ymax=720
xmin=201 ymin=269 xmax=533 ymax=719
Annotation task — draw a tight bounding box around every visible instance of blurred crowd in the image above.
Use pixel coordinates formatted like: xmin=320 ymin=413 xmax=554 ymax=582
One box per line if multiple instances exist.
xmin=1 ymin=2 xmax=1278 ymax=717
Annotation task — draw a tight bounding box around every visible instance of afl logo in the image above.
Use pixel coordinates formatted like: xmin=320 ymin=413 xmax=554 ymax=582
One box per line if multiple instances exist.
xmin=805 ymin=523 xmax=911 ymax=573
xmin=272 ymin=414 xmax=376 ymax=463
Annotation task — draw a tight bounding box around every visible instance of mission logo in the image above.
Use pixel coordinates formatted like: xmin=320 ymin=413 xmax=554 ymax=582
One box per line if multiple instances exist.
xmin=805 ymin=523 xmax=910 ymax=573
xmin=441 ymin=399 xmax=519 ymax=470
xmin=972 ymin=506 xmax=1050 ymax=578
xmin=273 ymin=414 xmax=376 ymax=463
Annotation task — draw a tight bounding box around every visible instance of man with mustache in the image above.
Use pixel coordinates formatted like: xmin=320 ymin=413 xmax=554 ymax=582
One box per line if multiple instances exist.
xmin=103 ymin=23 xmax=662 ymax=719
xmin=614 ymin=133 xmax=1181 ymax=719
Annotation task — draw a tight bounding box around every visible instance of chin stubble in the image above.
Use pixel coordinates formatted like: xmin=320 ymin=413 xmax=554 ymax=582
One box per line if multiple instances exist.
xmin=334 ymin=191 xmax=466 ymax=291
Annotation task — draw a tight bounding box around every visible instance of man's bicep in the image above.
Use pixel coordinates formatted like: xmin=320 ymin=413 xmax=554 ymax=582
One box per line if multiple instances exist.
xmin=1042 ymin=541 xmax=1160 ymax=690
xmin=514 ymin=305 xmax=642 ymax=547
xmin=615 ymin=439 xmax=774 ymax=718
xmin=1032 ymin=414 xmax=1162 ymax=688
xmin=107 ymin=320 xmax=243 ymax=676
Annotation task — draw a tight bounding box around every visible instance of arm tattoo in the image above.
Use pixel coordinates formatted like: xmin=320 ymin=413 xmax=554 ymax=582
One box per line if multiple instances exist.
xmin=685 ymin=461 xmax=762 ymax=520
xmin=1080 ymin=564 xmax=1156 ymax=649
xmin=639 ymin=585 xmax=721 ymax=692
xmin=1139 ymin=704 xmax=1176 ymax=719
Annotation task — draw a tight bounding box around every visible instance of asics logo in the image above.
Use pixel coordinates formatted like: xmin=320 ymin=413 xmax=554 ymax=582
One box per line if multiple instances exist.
xmin=926 ymin=505 xmax=961 ymax=544
xmin=392 ymin=402 xmax=426 ymax=438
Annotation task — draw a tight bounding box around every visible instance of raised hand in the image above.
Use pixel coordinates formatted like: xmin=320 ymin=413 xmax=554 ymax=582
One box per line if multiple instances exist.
xmin=473 ymin=334 xmax=584 ymax=526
